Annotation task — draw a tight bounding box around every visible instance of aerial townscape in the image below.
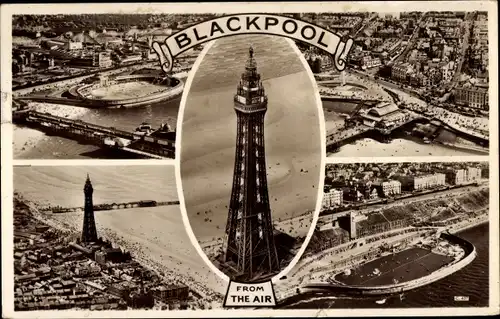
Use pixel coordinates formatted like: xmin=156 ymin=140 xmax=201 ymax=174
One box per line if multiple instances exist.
xmin=322 ymin=162 xmax=486 ymax=212
xmin=13 ymin=172 xmax=224 ymax=311
xmin=299 ymin=11 xmax=489 ymax=157
xmin=8 ymin=9 xmax=492 ymax=312
xmin=277 ymin=161 xmax=489 ymax=307
xmin=12 ymin=14 xmax=206 ymax=159
xmin=12 ymin=11 xmax=489 ymax=159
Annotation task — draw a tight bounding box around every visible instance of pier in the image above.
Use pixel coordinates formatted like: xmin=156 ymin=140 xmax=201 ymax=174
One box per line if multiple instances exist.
xmin=14 ymin=109 xmax=175 ymax=159
xmin=326 ymin=115 xmax=488 ymax=153
xmin=45 ymin=200 xmax=180 ymax=214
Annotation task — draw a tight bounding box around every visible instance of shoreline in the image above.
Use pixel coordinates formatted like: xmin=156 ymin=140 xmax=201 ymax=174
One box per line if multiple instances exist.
xmin=13 ymin=102 xmax=90 ymax=158
xmin=15 ymin=193 xmax=225 ymax=308
xmin=14 ymin=69 xmax=186 ymax=159
xmin=327 ymin=135 xmax=488 ymax=157
xmin=276 ymin=214 xmax=488 ymax=301
xmin=306 ymin=233 xmax=477 ymax=297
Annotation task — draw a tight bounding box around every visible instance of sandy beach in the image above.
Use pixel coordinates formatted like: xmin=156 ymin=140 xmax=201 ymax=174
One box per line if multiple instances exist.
xmin=328 ymin=137 xmax=487 ymax=157
xmin=180 ymin=35 xmax=322 ymax=247
xmin=13 ymin=166 xmax=227 ymax=303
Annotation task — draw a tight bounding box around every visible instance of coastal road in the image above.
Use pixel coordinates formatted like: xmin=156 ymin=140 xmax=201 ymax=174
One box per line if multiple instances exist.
xmin=352 ymin=13 xmax=377 ymax=38
xmin=394 ymin=12 xmax=428 ymax=64
xmin=448 ymin=12 xmax=474 ymax=90
xmin=318 ymin=182 xmax=489 ymax=225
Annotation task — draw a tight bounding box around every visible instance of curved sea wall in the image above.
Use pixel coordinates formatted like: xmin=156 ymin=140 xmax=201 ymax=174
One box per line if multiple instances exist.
xmin=317 ymin=80 xmax=368 ymax=90
xmin=304 ymin=233 xmax=477 ymax=296
xmin=72 ymin=75 xmax=183 ymax=108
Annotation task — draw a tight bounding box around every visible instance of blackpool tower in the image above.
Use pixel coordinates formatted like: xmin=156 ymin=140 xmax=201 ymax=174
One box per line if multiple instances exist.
xmin=81 ymin=174 xmax=98 ymax=243
xmin=222 ymin=46 xmax=280 ymax=281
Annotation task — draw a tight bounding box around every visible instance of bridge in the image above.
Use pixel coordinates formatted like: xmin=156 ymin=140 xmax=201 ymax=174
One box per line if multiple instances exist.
xmin=45 ymin=200 xmax=180 ymax=214
xmin=15 ymin=110 xmax=175 ymax=159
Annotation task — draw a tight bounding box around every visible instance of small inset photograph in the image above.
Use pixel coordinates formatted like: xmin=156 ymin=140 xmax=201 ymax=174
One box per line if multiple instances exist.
xmin=179 ymin=35 xmax=323 ymax=283
xmin=279 ymin=161 xmax=489 ymax=308
xmin=11 ymin=14 xmax=202 ymax=159
xmin=13 ymin=165 xmax=227 ymax=311
xmin=304 ymin=11 xmax=490 ymax=157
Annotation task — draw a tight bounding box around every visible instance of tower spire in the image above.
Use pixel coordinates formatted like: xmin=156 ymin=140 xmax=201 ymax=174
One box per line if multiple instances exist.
xmin=82 ymin=174 xmax=98 ymax=243
xmin=245 ymin=45 xmax=257 ymax=71
xmin=222 ymin=46 xmax=280 ymax=282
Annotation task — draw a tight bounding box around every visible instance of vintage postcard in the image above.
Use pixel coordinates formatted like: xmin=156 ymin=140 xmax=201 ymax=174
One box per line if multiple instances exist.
xmin=1 ymin=1 xmax=498 ymax=318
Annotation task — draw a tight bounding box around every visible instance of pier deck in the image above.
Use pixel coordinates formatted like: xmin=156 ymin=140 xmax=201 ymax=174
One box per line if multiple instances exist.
xmin=14 ymin=109 xmax=175 ymax=159
xmin=45 ymin=200 xmax=180 ymax=213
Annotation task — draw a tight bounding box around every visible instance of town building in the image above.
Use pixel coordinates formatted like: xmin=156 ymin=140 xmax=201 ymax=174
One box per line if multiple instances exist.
xmin=454 ymin=84 xmax=489 ymax=109
xmin=151 ymin=285 xmax=189 ymax=303
xmin=382 ymin=180 xmax=402 ymax=197
xmin=445 ymin=169 xmax=467 ymax=185
xmin=445 ymin=167 xmax=482 ymax=185
xmin=323 ymin=189 xmax=344 ymax=208
xmin=360 ymin=102 xmax=406 ymax=128
xmin=95 ymin=247 xmax=131 ymax=266
xmin=69 ymin=52 xmax=112 ymax=68
xmin=467 ymin=167 xmax=482 ymax=182
xmin=391 ymin=62 xmax=414 ymax=82
xmin=360 ymin=56 xmax=382 ymax=69
xmin=414 ymin=173 xmax=446 ymax=191
xmin=396 ymin=173 xmax=446 ymax=191
xmin=409 ymin=72 xmax=429 ymax=87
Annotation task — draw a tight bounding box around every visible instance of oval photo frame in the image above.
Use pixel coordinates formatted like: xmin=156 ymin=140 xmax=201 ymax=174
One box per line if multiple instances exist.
xmin=175 ymin=35 xmax=326 ymax=284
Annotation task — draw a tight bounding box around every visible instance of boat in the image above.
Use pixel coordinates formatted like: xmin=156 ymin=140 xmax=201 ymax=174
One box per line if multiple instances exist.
xmin=134 ymin=122 xmax=153 ymax=136
xmin=136 ymin=122 xmax=152 ymax=132
xmin=375 ymin=299 xmax=386 ymax=304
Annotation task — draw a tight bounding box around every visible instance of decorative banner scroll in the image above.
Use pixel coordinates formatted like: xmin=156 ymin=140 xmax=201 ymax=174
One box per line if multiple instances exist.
xmin=152 ymin=13 xmax=354 ymax=73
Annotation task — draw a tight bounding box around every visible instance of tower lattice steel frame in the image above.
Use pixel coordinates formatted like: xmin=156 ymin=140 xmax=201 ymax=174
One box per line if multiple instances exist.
xmin=81 ymin=174 xmax=98 ymax=243
xmin=222 ymin=46 xmax=280 ymax=281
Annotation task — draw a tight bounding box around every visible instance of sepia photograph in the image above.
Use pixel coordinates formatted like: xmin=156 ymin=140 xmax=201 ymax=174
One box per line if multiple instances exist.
xmin=11 ymin=14 xmax=193 ymax=159
xmin=10 ymin=11 xmax=491 ymax=159
xmin=12 ymin=165 xmax=227 ymax=310
xmin=278 ymin=161 xmax=490 ymax=308
xmin=308 ymin=11 xmax=490 ymax=157
xmin=179 ymin=35 xmax=323 ymax=283
xmin=2 ymin=2 xmax=497 ymax=318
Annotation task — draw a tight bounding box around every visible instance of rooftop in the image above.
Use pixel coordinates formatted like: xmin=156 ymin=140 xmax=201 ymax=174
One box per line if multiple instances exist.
xmin=366 ymin=102 xmax=400 ymax=117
